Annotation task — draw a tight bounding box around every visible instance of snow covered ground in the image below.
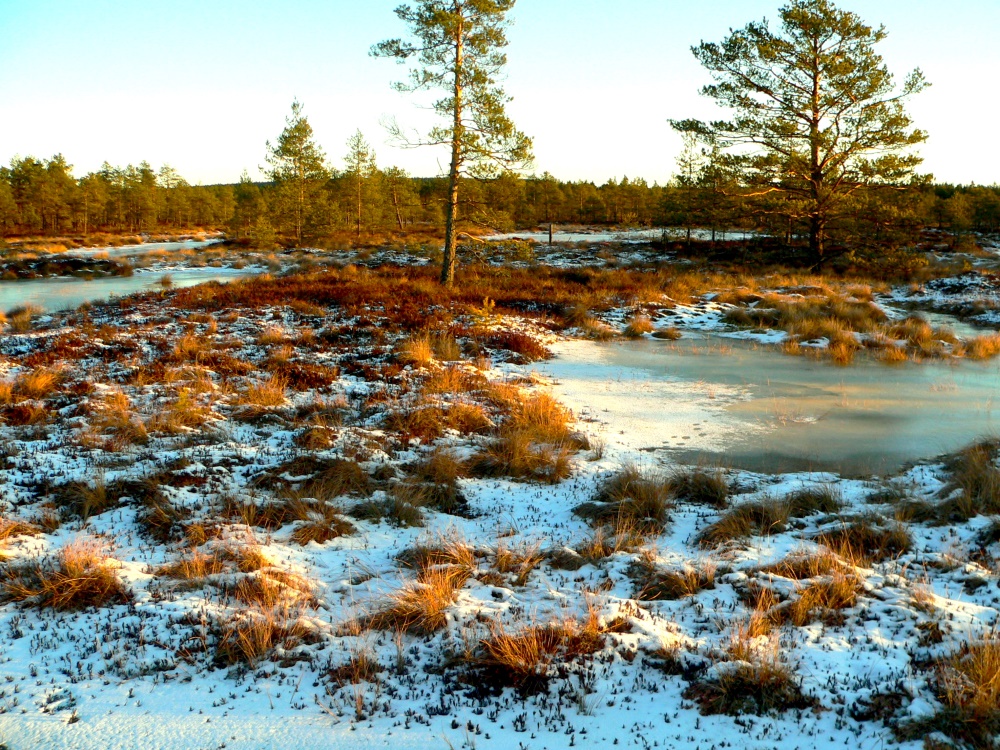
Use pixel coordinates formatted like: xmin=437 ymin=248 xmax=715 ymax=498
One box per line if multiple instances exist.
xmin=1 ymin=259 xmax=1000 ymax=750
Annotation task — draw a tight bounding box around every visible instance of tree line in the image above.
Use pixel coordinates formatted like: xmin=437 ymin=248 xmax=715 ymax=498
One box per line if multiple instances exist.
xmin=4 ymin=0 xmax=998 ymax=279
xmin=3 ymin=146 xmax=998 ymax=245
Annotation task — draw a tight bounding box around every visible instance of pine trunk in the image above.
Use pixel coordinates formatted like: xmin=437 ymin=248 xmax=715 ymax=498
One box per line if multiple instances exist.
xmin=441 ymin=14 xmax=464 ymax=288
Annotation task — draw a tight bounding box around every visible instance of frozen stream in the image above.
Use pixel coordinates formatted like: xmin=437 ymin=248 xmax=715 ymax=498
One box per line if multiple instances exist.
xmin=540 ymin=336 xmax=1000 ymax=475
xmin=0 ymin=267 xmax=259 ymax=313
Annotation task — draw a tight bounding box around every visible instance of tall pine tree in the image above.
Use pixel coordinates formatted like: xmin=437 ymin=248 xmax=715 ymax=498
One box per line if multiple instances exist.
xmin=373 ymin=0 xmax=532 ymax=286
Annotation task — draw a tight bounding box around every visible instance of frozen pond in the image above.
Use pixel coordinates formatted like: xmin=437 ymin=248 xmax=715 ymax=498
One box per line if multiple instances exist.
xmin=0 ymin=267 xmax=259 ymax=313
xmin=487 ymin=227 xmax=757 ymax=244
xmin=64 ymin=238 xmax=223 ymax=258
xmin=541 ymin=336 xmax=1000 ymax=476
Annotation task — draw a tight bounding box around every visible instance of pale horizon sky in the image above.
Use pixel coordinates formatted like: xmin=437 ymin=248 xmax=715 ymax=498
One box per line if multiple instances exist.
xmin=1 ymin=0 xmax=997 ymax=186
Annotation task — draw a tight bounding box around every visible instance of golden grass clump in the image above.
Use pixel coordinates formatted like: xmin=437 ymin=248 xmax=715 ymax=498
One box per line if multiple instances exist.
xmin=1 ymin=540 xmax=131 ymax=611
xmin=257 ymin=325 xmax=288 ymax=347
xmin=507 ymin=392 xmax=572 ymax=442
xmin=397 ymin=334 xmax=435 ymax=368
xmin=466 ymin=612 xmax=613 ymax=695
xmin=214 ymin=608 xmax=309 ymax=667
xmin=151 ymin=388 xmax=213 ymax=433
xmin=942 ymin=439 xmax=1000 ymax=517
xmin=13 ymin=367 xmax=62 ymax=400
xmin=398 ymin=533 xmax=477 ymax=573
xmin=964 ymin=333 xmax=1000 ymax=360
xmin=623 ymin=314 xmax=655 ymax=339
xmin=471 ymin=431 xmax=572 ymax=484
xmin=683 ymin=640 xmax=814 ymax=715
xmin=652 ymin=326 xmax=683 ymax=341
xmin=633 ymin=561 xmax=717 ymax=601
xmin=366 ymin=565 xmax=469 ymax=634
xmin=7 ymin=304 xmax=43 ymax=333
xmin=239 ymin=374 xmax=288 ymax=408
xmin=899 ymin=640 xmax=1000 ymax=748
xmin=52 ymin=478 xmax=117 ymax=521
xmin=172 ymin=332 xmax=205 ymax=362
xmin=387 ymin=400 xmax=491 ymax=442
xmin=286 ymin=498 xmax=356 ymax=545
xmin=670 ymin=468 xmax=729 ymax=508
xmin=814 ymin=517 xmax=911 ymax=565
xmin=90 ymin=390 xmax=149 ymax=446
xmin=491 ymin=539 xmax=544 ymax=586
xmin=157 ymin=549 xmax=228 ymax=581
xmin=576 ymin=465 xmax=673 ymax=533
xmin=776 ymin=573 xmax=862 ymax=627
xmin=697 ymin=498 xmax=790 ymax=547
xmin=759 ymin=551 xmax=842 ymax=580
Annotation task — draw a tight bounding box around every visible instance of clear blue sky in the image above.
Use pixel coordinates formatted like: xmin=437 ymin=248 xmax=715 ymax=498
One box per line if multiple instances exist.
xmin=1 ymin=0 xmax=996 ymax=186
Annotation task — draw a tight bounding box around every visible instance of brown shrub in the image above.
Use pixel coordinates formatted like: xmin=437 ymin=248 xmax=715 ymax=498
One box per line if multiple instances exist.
xmin=484 ymin=331 xmax=549 ymax=361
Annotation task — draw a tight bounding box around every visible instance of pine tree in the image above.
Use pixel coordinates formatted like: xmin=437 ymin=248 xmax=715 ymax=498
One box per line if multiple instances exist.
xmin=672 ymin=0 xmax=928 ymax=265
xmin=343 ymin=130 xmax=378 ymax=240
xmin=264 ymin=100 xmax=328 ymax=246
xmin=373 ymin=0 xmax=533 ymax=286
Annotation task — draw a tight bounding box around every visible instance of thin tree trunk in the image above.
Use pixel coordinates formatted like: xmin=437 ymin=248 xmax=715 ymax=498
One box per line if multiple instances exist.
xmin=442 ymin=12 xmax=464 ymax=288
xmin=809 ymin=39 xmax=824 ymax=267
xmin=392 ymin=186 xmax=404 ymax=231
xmin=356 ymin=173 xmax=363 ymax=241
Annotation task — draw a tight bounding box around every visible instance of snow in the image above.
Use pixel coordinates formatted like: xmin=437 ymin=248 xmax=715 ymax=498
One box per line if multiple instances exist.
xmin=3 ymin=253 xmax=1000 ymax=750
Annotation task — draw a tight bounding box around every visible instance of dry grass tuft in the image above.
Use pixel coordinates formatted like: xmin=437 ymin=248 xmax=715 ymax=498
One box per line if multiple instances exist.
xmin=238 ymin=375 xmax=288 ymax=408
xmin=397 ymin=334 xmax=435 ymax=368
xmin=964 ymin=333 xmax=1000 ymax=361
xmin=157 ymin=549 xmax=228 ymax=581
xmin=759 ymin=551 xmax=842 ymax=580
xmin=51 ymin=478 xmax=117 ymax=521
xmin=901 ymin=639 xmax=1000 ymax=748
xmin=464 ymin=612 xmax=614 ymax=696
xmin=633 ymin=561 xmax=717 ymax=601
xmin=288 ymin=501 xmax=356 ymax=545
xmin=13 ymin=368 xmax=62 ymax=400
xmin=90 ymin=390 xmax=148 ymax=446
xmin=683 ymin=643 xmax=815 ymax=716
xmin=7 ymin=305 xmax=42 ymax=333
xmin=785 ymin=485 xmax=843 ymax=516
xmin=623 ymin=314 xmax=655 ymax=339
xmin=398 ymin=533 xmax=477 ymax=572
xmin=1 ymin=540 xmax=131 ymax=610
xmin=697 ymin=498 xmax=790 ymax=547
xmin=652 ymin=325 xmax=683 ymax=341
xmin=942 ymin=438 xmax=1000 ymax=518
xmin=777 ymin=573 xmax=862 ymax=626
xmin=491 ymin=539 xmax=544 ymax=586
xmin=575 ymin=465 xmax=673 ymax=532
xmin=214 ymin=607 xmax=309 ymax=667
xmin=150 ymin=388 xmax=213 ymax=433
xmin=670 ymin=468 xmax=729 ymax=508
xmin=366 ymin=565 xmax=469 ymax=634
xmin=470 ymin=432 xmax=572 ymax=484
xmin=815 ymin=517 xmax=912 ymax=565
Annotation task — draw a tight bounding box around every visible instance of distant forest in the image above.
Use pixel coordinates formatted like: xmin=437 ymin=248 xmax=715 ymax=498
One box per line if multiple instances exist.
xmin=2 ymin=152 xmax=999 ymax=249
